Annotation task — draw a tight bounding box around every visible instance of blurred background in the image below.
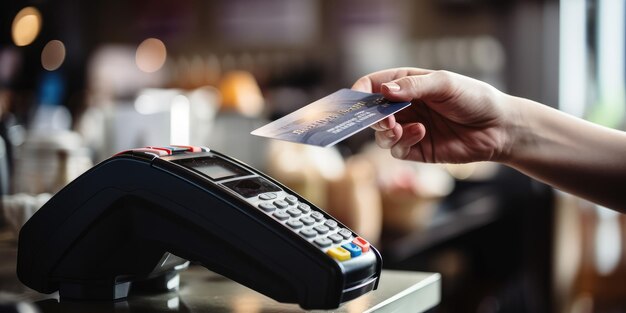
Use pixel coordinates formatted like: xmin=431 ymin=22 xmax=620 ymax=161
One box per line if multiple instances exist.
xmin=1 ymin=0 xmax=625 ymax=312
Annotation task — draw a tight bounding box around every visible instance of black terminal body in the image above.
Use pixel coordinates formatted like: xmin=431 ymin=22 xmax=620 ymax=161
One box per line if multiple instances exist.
xmin=17 ymin=145 xmax=382 ymax=310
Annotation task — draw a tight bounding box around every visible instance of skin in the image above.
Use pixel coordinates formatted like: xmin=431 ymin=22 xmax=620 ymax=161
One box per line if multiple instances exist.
xmin=352 ymin=67 xmax=626 ymax=213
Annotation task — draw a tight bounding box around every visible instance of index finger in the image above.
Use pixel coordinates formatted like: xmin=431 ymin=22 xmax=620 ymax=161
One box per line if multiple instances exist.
xmin=371 ymin=115 xmax=397 ymax=131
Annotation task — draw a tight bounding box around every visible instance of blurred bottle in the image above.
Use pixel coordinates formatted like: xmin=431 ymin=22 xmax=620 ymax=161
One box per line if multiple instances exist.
xmin=12 ymin=131 xmax=92 ymax=195
xmin=327 ymin=155 xmax=383 ymax=246
xmin=359 ymin=143 xmax=454 ymax=235
xmin=31 ymin=71 xmax=72 ymax=131
xmin=265 ymin=141 xmax=345 ymax=212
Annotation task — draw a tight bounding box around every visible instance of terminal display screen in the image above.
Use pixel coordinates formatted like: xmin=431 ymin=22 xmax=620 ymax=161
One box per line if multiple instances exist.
xmin=222 ymin=177 xmax=281 ymax=198
xmin=174 ymin=157 xmax=249 ymax=181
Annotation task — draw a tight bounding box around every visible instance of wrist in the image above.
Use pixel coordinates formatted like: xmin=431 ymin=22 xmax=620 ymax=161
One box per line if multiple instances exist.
xmin=496 ymin=94 xmax=536 ymax=166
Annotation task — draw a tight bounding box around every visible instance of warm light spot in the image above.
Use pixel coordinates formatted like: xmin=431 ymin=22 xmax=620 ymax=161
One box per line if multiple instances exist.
xmin=12 ymin=7 xmax=42 ymax=47
xmin=41 ymin=40 xmax=66 ymax=71
xmin=135 ymin=38 xmax=167 ymax=73
xmin=218 ymin=70 xmax=264 ymax=117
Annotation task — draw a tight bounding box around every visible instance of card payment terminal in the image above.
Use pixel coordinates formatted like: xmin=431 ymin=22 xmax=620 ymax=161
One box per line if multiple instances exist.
xmin=17 ymin=145 xmax=382 ymax=310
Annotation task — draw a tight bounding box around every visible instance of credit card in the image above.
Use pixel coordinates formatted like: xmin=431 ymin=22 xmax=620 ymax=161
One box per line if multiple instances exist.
xmin=251 ymin=88 xmax=411 ymax=147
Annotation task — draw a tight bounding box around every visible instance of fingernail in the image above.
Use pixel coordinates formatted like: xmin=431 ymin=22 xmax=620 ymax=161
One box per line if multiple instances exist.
xmin=391 ymin=145 xmax=408 ymax=159
xmin=383 ymin=82 xmax=400 ymax=92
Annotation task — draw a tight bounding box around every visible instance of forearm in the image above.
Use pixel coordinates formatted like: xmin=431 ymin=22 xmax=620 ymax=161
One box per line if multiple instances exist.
xmin=502 ymin=95 xmax=626 ymax=212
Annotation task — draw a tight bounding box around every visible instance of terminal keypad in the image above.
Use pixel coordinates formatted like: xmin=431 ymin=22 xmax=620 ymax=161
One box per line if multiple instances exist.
xmin=255 ymin=192 xmax=370 ymax=261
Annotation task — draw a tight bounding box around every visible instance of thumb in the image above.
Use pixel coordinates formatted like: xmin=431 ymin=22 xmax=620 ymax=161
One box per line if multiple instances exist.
xmin=381 ymin=71 xmax=454 ymax=103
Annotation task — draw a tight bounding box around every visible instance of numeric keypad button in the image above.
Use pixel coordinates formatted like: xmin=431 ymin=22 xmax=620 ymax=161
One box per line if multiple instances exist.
xmin=258 ymin=202 xmax=276 ymax=212
xmin=338 ymin=228 xmax=352 ymax=239
xmin=273 ymin=211 xmax=290 ymax=221
xmin=310 ymin=211 xmax=324 ymax=222
xmin=287 ymin=220 xmax=304 ymax=229
xmin=286 ymin=208 xmax=302 ymax=217
xmin=328 ymin=233 xmax=344 ymax=243
xmin=314 ymin=225 xmax=330 ymax=234
xmin=285 ymin=195 xmax=298 ymax=205
xmin=300 ymin=228 xmax=317 ymax=238
xmin=259 ymin=193 xmax=277 ymax=200
xmin=273 ymin=200 xmax=289 ymax=208
xmin=297 ymin=203 xmax=311 ymax=214
xmin=314 ymin=237 xmax=332 ymax=248
xmin=324 ymin=220 xmax=338 ymax=230
xmin=300 ymin=216 xmax=315 ymax=226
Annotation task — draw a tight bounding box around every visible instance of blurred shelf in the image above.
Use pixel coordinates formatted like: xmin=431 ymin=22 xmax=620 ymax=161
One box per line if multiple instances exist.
xmin=380 ymin=188 xmax=505 ymax=263
xmin=378 ymin=170 xmax=556 ymax=313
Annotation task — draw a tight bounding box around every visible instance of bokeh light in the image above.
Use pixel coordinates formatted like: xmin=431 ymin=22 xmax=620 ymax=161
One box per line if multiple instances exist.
xmin=12 ymin=7 xmax=42 ymax=47
xmin=135 ymin=38 xmax=167 ymax=73
xmin=41 ymin=40 xmax=66 ymax=71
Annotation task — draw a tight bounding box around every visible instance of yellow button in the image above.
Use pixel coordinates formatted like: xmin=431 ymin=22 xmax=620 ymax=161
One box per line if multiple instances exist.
xmin=327 ymin=247 xmax=351 ymax=261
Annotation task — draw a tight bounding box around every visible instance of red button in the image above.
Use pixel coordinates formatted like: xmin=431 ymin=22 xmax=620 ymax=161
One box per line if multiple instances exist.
xmin=132 ymin=148 xmax=169 ymax=156
xmin=352 ymin=237 xmax=370 ymax=253
xmin=147 ymin=146 xmax=173 ymax=155
xmin=170 ymin=145 xmax=203 ymax=152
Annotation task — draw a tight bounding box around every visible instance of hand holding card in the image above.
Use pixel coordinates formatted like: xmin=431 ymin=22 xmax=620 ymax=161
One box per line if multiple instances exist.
xmin=251 ymin=89 xmax=411 ymax=147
